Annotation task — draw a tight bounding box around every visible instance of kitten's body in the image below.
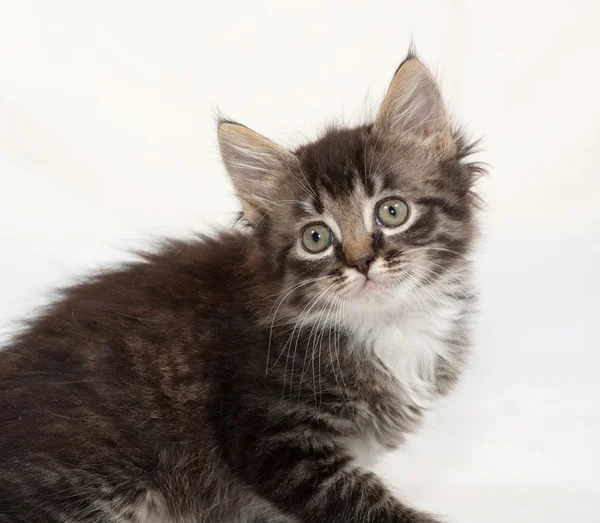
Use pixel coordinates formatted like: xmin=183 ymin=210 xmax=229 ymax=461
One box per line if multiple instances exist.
xmin=0 ymin=55 xmax=481 ymax=522
xmin=0 ymin=234 xmax=469 ymax=522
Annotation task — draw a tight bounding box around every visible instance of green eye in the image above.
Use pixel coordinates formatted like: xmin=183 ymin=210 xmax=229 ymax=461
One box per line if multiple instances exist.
xmin=376 ymin=198 xmax=409 ymax=228
xmin=301 ymin=223 xmax=333 ymax=253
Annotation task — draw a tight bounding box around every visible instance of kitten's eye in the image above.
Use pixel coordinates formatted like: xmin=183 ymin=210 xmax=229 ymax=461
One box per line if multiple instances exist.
xmin=376 ymin=199 xmax=409 ymax=228
xmin=301 ymin=223 xmax=333 ymax=253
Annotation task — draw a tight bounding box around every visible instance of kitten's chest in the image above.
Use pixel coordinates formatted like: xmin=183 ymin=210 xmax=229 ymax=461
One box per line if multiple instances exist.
xmin=345 ymin=308 xmax=459 ymax=467
xmin=370 ymin=312 xmax=449 ymax=405
xmin=352 ymin=304 xmax=461 ymax=412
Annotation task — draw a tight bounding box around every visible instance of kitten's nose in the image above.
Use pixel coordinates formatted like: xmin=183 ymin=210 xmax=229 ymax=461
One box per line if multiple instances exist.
xmin=349 ymin=255 xmax=374 ymax=276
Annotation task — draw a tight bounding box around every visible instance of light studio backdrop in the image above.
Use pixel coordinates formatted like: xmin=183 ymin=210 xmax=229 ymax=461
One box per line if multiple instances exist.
xmin=1 ymin=2 xmax=599 ymax=522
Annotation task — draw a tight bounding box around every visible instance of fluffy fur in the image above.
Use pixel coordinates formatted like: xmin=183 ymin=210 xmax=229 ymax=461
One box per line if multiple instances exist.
xmin=0 ymin=53 xmax=483 ymax=522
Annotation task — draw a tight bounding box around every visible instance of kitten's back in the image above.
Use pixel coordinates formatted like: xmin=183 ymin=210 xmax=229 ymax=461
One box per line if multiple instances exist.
xmin=0 ymin=231 xmax=257 ymax=522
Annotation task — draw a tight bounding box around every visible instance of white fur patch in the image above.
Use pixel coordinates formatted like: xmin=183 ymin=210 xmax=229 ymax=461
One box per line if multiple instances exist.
xmin=360 ymin=296 xmax=461 ymax=404
xmin=371 ymin=309 xmax=451 ymax=406
xmin=337 ymin=269 xmax=468 ymax=466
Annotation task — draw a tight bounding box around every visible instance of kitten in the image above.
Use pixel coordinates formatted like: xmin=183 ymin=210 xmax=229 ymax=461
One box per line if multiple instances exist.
xmin=0 ymin=52 xmax=482 ymax=523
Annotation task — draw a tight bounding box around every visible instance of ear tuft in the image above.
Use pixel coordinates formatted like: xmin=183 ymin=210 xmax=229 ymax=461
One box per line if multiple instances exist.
xmin=377 ymin=55 xmax=454 ymax=155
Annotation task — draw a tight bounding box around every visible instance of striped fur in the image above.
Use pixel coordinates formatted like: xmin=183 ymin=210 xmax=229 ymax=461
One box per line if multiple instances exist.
xmin=0 ymin=53 xmax=482 ymax=522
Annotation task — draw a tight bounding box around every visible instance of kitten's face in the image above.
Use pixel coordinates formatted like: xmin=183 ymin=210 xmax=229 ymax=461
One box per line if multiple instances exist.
xmin=256 ymin=127 xmax=476 ymax=316
xmin=219 ymin=56 xmax=480 ymax=322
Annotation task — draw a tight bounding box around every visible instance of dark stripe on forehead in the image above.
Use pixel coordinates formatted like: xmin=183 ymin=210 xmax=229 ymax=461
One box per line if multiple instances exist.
xmin=364 ymin=169 xmax=376 ymax=197
xmin=292 ymin=201 xmax=307 ymax=218
xmin=311 ymin=192 xmax=324 ymax=214
xmin=316 ymin=167 xmax=357 ymax=198
xmin=381 ymin=169 xmax=401 ymax=192
xmin=296 ymin=125 xmax=372 ymax=199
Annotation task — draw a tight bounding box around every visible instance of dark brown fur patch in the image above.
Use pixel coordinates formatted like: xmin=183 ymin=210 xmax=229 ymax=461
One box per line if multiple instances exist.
xmin=0 ymin=53 xmax=482 ymax=523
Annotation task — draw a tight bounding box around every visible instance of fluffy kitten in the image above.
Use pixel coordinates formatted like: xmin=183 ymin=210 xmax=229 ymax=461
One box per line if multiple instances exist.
xmin=0 ymin=53 xmax=482 ymax=522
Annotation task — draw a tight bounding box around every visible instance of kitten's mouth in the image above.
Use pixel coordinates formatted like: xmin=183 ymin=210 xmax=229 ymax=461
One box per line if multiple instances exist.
xmin=343 ymin=267 xmax=386 ymax=295
xmin=357 ymin=272 xmax=382 ymax=290
xmin=362 ymin=278 xmax=377 ymax=290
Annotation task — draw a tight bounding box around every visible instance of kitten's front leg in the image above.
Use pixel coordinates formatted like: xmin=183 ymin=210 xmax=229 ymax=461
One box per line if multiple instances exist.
xmin=241 ymin=443 xmax=441 ymax=523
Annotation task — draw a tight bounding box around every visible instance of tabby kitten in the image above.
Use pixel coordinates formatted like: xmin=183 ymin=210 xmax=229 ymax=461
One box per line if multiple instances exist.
xmin=0 ymin=53 xmax=481 ymax=523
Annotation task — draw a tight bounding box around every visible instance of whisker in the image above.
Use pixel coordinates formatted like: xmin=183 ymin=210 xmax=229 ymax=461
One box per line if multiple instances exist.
xmin=408 ymin=262 xmax=475 ymax=311
xmin=333 ymin=297 xmax=349 ymax=395
xmin=312 ymin=292 xmax=337 ymax=408
xmin=265 ymin=276 xmax=332 ymax=375
xmin=401 ymin=245 xmax=472 ymax=261
xmin=405 ymin=258 xmax=476 ymax=300
xmin=402 ymin=269 xmax=435 ymax=318
xmin=325 ymin=295 xmax=343 ymax=397
xmin=297 ymin=290 xmax=337 ymax=404
xmin=284 ymin=283 xmax=337 ymax=398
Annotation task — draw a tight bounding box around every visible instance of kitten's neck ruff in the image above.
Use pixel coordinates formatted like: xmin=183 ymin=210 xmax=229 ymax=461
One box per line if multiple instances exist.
xmin=320 ymin=277 xmax=473 ymax=470
xmin=341 ymin=278 xmax=470 ymax=409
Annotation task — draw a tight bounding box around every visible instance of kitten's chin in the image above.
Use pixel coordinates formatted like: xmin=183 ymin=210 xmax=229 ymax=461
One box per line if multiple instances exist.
xmin=362 ymin=279 xmax=378 ymax=291
xmin=345 ymin=272 xmax=396 ymax=300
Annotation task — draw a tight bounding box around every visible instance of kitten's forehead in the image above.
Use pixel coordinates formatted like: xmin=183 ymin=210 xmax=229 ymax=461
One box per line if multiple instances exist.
xmin=295 ymin=125 xmax=431 ymax=207
xmin=296 ymin=125 xmax=374 ymax=200
xmin=293 ymin=128 xmax=377 ymax=239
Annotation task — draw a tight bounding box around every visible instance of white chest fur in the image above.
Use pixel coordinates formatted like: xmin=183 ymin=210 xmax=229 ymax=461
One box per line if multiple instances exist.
xmin=370 ymin=310 xmax=452 ymax=407
xmin=353 ymin=296 xmax=463 ymax=405
xmin=341 ymin=289 xmax=467 ymax=467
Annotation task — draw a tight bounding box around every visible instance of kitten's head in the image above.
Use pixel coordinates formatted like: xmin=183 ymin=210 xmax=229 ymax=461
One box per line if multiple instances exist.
xmin=218 ymin=55 xmax=481 ymax=324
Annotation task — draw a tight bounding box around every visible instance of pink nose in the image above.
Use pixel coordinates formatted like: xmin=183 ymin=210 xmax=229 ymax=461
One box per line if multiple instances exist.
xmin=349 ymin=255 xmax=374 ymax=276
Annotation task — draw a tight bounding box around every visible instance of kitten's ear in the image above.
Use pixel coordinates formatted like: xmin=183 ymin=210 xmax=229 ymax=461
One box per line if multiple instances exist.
xmin=376 ymin=56 xmax=454 ymax=154
xmin=218 ymin=122 xmax=296 ymax=224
